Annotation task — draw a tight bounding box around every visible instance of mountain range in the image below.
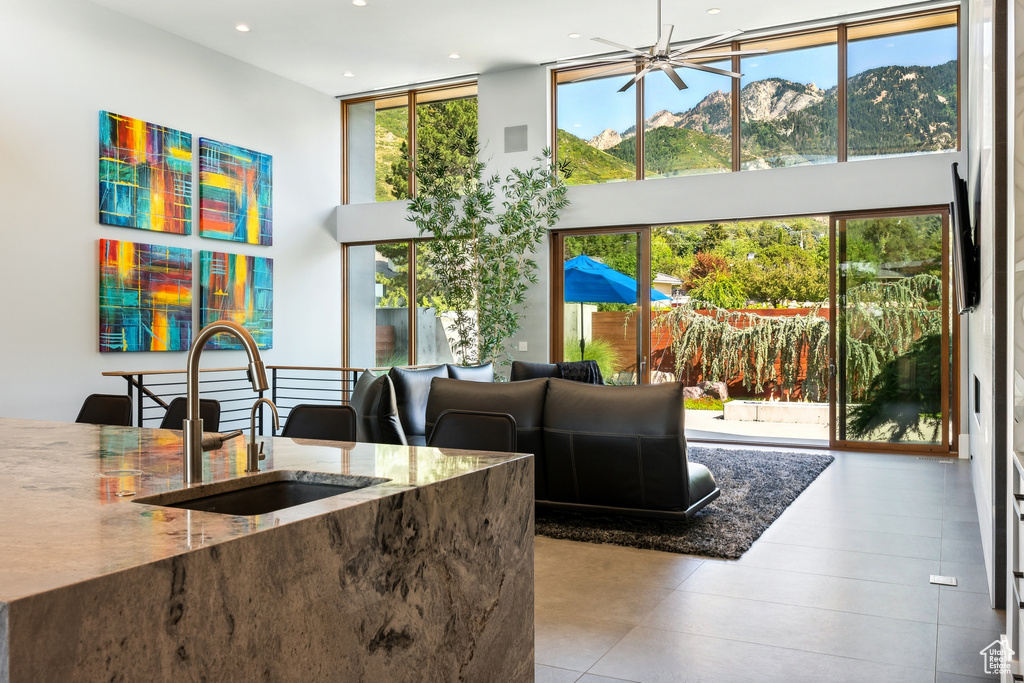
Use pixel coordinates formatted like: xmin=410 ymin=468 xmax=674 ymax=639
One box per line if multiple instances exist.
xmin=560 ymin=60 xmax=957 ymax=182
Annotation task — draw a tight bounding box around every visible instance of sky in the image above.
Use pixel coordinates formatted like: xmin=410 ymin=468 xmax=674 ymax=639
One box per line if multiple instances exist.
xmin=558 ymin=26 xmax=958 ymax=141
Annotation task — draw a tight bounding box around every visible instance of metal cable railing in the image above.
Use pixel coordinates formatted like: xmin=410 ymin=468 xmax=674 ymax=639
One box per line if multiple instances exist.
xmin=101 ymin=364 xmax=433 ymax=435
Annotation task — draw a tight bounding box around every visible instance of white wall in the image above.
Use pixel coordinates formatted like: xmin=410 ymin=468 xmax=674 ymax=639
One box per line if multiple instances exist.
xmin=337 ymin=63 xmax=964 ymax=363
xmin=0 ymin=0 xmax=342 ymax=421
xmin=963 ymin=0 xmax=1012 ymax=608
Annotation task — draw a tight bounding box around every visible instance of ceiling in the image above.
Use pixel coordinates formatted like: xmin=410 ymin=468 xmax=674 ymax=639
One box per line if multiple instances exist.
xmin=87 ymin=0 xmax=920 ymax=97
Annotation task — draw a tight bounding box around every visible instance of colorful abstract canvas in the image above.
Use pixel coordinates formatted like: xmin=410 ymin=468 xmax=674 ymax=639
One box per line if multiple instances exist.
xmin=198 ymin=138 xmax=273 ymax=246
xmin=98 ymin=111 xmax=192 ymax=234
xmin=199 ymin=251 xmax=273 ymax=349
xmin=99 ymin=239 xmax=193 ymax=352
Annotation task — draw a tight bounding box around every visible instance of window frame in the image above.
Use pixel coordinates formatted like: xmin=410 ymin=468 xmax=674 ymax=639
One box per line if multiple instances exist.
xmin=551 ymin=6 xmax=960 ymax=182
xmin=341 ymin=81 xmax=478 ymax=205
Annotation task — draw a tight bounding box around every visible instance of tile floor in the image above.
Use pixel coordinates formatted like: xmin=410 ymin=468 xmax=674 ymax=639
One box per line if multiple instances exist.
xmin=534 ymin=447 xmax=1005 ymax=683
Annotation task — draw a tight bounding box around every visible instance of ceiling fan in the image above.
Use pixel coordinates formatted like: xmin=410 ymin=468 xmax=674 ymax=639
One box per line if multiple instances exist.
xmin=560 ymin=0 xmax=766 ymax=92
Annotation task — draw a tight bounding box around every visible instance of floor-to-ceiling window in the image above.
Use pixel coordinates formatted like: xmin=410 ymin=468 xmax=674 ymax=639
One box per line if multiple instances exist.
xmin=552 ymin=207 xmax=954 ymax=453
xmin=552 ymin=7 xmax=959 ymax=183
xmin=343 ymin=82 xmax=478 ymax=204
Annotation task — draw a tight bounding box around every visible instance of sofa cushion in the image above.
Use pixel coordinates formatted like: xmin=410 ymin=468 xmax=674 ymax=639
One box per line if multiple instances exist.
xmin=388 ymin=364 xmax=448 ymax=446
xmin=541 ymin=379 xmax=694 ymax=513
xmin=447 ymin=362 xmax=494 ymax=382
xmin=349 ymin=371 xmax=407 ymax=445
xmin=509 ymin=360 xmax=560 ymax=382
xmin=425 ymin=377 xmax=550 ymax=499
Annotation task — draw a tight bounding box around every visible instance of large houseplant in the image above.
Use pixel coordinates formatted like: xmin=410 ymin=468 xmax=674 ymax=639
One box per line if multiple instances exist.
xmin=407 ymin=131 xmax=569 ymax=366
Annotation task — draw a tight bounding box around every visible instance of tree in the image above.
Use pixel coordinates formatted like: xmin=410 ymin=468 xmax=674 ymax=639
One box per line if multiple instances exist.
xmin=732 ymin=244 xmax=828 ymax=305
xmin=689 ymin=274 xmax=747 ymax=309
xmin=686 ymin=252 xmax=729 ymax=289
xmin=383 ymin=98 xmax=479 ymax=201
xmin=408 ymin=140 xmax=568 ymax=366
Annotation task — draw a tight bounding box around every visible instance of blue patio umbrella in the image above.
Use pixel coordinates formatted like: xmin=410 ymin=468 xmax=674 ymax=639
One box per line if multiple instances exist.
xmin=564 ymin=255 xmax=671 ymax=357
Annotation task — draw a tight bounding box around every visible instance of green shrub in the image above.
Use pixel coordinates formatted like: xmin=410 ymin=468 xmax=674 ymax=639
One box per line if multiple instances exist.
xmin=685 ymin=396 xmax=727 ymax=411
xmin=563 ymin=336 xmax=620 ymax=380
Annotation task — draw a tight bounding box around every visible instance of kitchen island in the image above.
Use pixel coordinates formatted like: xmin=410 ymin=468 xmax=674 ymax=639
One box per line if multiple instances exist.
xmin=0 ymin=418 xmax=533 ymax=681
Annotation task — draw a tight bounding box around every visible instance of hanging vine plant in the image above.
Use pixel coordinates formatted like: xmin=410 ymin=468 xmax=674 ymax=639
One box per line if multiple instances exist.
xmin=653 ymin=273 xmax=943 ymax=401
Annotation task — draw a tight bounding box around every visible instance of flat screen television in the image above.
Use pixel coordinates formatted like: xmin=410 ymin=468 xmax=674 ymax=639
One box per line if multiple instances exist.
xmin=950 ymin=162 xmax=980 ymax=314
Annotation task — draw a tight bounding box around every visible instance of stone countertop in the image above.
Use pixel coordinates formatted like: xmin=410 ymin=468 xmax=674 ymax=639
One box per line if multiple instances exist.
xmin=0 ymin=417 xmax=526 ymax=604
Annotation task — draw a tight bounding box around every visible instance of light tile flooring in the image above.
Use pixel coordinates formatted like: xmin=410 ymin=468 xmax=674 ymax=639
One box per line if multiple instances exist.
xmin=535 ymin=447 xmax=1005 ymax=683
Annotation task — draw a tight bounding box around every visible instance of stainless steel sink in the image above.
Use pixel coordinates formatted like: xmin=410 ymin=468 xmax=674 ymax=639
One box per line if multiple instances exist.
xmin=134 ymin=470 xmax=389 ymax=516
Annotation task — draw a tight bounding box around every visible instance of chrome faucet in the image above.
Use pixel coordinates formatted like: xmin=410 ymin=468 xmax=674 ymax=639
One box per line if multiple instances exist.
xmin=247 ymin=397 xmax=280 ymax=473
xmin=183 ymin=321 xmax=269 ymax=484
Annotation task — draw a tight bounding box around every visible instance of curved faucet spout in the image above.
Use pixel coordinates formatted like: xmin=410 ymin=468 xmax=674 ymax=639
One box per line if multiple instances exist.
xmin=183 ymin=320 xmax=268 ymax=484
xmin=247 ymin=398 xmax=280 ymax=473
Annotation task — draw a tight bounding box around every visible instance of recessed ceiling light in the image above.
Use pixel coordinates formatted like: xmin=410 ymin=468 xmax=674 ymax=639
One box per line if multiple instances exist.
xmin=343 ymin=72 xmax=355 ymax=78
xmin=235 ymin=24 xmax=250 ymax=32
xmin=568 ymin=32 xmax=581 ymax=39
xmin=707 ymin=8 xmax=721 ymax=14
xmin=352 ymin=0 xmax=367 ymax=5
xmin=448 ymin=53 xmax=461 ymax=59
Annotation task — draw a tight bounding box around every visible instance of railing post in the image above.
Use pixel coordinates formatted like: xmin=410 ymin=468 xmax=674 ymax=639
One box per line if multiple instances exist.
xmin=271 ymin=367 xmax=278 ymax=406
xmin=124 ymin=377 xmax=135 ymax=426
xmin=136 ymin=374 xmax=144 ymax=428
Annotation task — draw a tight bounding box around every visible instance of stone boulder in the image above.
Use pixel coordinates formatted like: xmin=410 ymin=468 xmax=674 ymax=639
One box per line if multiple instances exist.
xmin=682 ymin=386 xmax=705 ymax=400
xmin=699 ymin=381 xmax=729 ymax=401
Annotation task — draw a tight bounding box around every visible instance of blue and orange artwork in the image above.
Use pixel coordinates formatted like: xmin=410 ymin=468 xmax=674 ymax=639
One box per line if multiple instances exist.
xmin=99 ymin=239 xmax=193 ymax=352
xmin=198 ymin=138 xmax=272 ymax=246
xmin=98 ymin=111 xmax=192 ymax=234
xmin=199 ymin=251 xmax=273 ymax=350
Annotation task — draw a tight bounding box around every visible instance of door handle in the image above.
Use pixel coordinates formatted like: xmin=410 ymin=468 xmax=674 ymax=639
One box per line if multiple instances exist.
xmin=829 ymin=362 xmax=837 ymax=379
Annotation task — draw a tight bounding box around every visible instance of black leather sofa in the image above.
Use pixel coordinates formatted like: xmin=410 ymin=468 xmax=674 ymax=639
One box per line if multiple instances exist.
xmin=387 ymin=363 xmax=494 ymax=446
xmin=424 ymin=377 xmax=720 ymax=519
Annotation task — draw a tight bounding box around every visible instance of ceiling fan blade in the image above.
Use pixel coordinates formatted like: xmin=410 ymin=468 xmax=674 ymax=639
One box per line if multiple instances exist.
xmin=618 ymin=64 xmax=655 ymax=92
xmin=658 ymin=64 xmax=688 ymax=90
xmin=655 ymin=24 xmax=674 ymax=55
xmin=670 ymin=48 xmax=767 ymax=60
xmin=672 ymin=60 xmax=743 ymax=79
xmin=669 ymin=28 xmax=744 ymax=57
xmin=593 ymin=37 xmax=651 ymax=58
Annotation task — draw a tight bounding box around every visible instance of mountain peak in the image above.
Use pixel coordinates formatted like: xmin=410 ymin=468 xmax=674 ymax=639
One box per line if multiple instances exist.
xmin=740 ymin=78 xmax=826 ymax=121
xmin=588 ymin=128 xmax=623 ymax=150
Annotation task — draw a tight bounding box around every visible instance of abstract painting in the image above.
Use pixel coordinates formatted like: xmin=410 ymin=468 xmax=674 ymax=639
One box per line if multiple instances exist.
xmin=198 ymin=138 xmax=273 ymax=246
xmin=99 ymin=239 xmax=193 ymax=352
xmin=98 ymin=111 xmax=192 ymax=234
xmin=199 ymin=250 xmax=273 ymax=349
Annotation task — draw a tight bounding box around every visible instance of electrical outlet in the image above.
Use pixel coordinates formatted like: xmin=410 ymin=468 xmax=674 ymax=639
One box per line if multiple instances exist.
xmin=518 ymin=341 xmax=528 ymax=352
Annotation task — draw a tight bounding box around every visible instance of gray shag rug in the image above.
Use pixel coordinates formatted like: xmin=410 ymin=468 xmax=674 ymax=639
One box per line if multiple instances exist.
xmin=535 ymin=447 xmax=834 ymax=559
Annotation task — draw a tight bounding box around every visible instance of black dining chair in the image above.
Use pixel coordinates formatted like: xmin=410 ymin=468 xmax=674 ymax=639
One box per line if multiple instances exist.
xmin=160 ymin=397 xmax=222 ymax=433
xmin=280 ymin=404 xmax=357 ymax=442
xmin=426 ymin=409 xmax=518 ymax=453
xmin=75 ymin=394 xmax=133 ymax=427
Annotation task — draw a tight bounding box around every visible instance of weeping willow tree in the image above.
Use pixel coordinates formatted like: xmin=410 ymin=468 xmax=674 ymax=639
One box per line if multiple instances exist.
xmin=653 ymin=274 xmax=944 ymax=407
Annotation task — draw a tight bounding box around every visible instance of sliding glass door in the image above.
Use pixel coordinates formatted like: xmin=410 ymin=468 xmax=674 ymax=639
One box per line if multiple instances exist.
xmin=550 ymin=209 xmax=955 ymax=454
xmin=831 ymin=209 xmax=952 ymax=451
xmin=554 ymin=230 xmax=647 ymax=385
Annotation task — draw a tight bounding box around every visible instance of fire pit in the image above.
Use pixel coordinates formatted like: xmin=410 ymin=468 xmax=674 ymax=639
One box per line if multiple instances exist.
xmin=723 ymin=400 xmax=830 ymax=424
